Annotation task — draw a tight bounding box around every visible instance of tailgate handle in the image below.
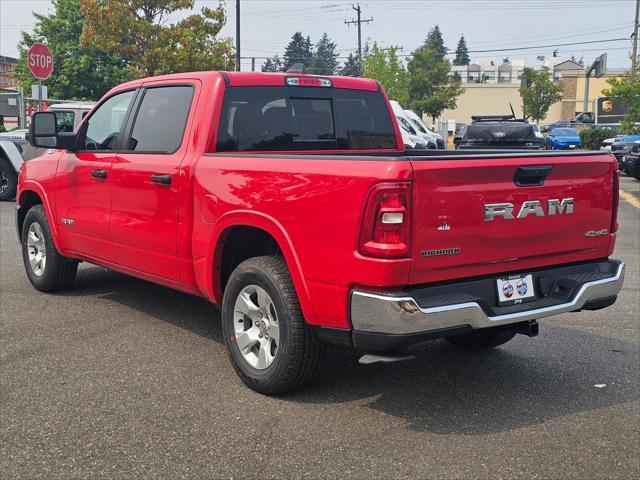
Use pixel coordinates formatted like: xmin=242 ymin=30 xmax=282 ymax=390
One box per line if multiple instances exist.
xmin=514 ymin=165 xmax=552 ymax=187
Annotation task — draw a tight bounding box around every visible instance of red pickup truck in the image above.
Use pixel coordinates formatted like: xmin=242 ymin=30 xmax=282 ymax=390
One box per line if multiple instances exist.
xmin=19 ymin=71 xmax=624 ymax=394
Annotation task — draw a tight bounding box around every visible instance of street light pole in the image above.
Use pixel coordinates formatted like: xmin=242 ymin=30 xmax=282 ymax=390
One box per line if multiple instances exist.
xmin=235 ymin=0 xmax=241 ymax=71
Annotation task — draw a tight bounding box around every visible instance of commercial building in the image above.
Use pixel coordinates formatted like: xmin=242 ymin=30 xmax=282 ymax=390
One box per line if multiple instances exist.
xmin=441 ymin=58 xmax=629 ymax=126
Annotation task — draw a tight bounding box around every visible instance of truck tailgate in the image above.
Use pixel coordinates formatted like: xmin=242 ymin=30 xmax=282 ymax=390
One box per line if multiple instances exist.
xmin=408 ymin=153 xmax=617 ymax=284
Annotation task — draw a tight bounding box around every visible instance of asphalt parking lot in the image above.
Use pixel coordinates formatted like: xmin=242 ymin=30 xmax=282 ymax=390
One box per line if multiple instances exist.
xmin=1 ymin=177 xmax=638 ymax=479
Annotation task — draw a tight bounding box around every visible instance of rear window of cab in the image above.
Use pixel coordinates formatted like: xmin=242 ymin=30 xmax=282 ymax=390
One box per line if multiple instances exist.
xmin=215 ymin=86 xmax=397 ymax=152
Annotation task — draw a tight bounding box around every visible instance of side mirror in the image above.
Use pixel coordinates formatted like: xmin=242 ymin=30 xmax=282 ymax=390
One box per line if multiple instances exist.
xmin=29 ymin=111 xmax=58 ymax=148
xmin=28 ymin=111 xmax=78 ymax=151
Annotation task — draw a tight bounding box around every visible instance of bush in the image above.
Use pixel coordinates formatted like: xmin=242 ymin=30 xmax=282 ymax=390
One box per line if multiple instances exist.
xmin=579 ymin=127 xmax=617 ymax=150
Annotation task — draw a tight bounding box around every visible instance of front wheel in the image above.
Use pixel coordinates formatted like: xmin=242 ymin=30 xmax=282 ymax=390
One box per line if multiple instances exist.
xmin=21 ymin=204 xmax=78 ymax=292
xmin=0 ymin=157 xmax=18 ymax=201
xmin=446 ymin=326 xmax=516 ymax=350
xmin=222 ymin=256 xmax=322 ymax=395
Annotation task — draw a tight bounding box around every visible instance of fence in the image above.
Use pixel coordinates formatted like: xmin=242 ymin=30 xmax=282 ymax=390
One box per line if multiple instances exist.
xmin=0 ymin=90 xmax=82 ymax=130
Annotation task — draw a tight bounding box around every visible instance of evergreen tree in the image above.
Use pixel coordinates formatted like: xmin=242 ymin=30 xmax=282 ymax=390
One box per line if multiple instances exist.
xmin=261 ymin=55 xmax=283 ymax=72
xmin=339 ymin=53 xmax=360 ymax=77
xmin=453 ymin=35 xmax=470 ymax=66
xmin=310 ymin=33 xmax=338 ymax=75
xmin=424 ymin=25 xmax=447 ymax=61
xmin=283 ymin=32 xmax=313 ymax=70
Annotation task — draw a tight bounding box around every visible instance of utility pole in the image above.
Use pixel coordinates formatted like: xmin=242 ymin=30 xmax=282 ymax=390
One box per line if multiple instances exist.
xmin=235 ymin=0 xmax=241 ymax=71
xmin=632 ymin=0 xmax=639 ymax=75
xmin=344 ymin=3 xmax=372 ymax=75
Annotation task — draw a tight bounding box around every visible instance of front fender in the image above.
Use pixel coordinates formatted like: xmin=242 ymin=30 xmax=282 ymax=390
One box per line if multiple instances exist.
xmin=16 ymin=180 xmax=64 ymax=253
xmin=0 ymin=141 xmax=24 ymax=172
xmin=203 ymin=209 xmax=317 ymax=326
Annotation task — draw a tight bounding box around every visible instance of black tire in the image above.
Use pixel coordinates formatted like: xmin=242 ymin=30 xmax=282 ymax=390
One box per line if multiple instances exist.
xmin=0 ymin=157 xmax=18 ymax=201
xmin=446 ymin=326 xmax=517 ymax=350
xmin=222 ymin=256 xmax=322 ymax=395
xmin=21 ymin=204 xmax=78 ymax=292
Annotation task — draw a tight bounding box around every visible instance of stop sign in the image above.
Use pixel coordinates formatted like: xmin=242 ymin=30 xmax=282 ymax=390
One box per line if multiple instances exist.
xmin=28 ymin=43 xmax=54 ymax=80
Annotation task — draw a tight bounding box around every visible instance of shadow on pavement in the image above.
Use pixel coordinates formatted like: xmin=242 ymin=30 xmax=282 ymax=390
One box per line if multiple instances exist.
xmin=63 ymin=266 xmax=639 ymax=436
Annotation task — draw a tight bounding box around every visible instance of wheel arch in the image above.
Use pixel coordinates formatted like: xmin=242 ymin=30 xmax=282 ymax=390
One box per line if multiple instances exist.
xmin=16 ymin=182 xmax=64 ymax=253
xmin=0 ymin=141 xmax=24 ymax=173
xmin=206 ymin=211 xmax=317 ymax=325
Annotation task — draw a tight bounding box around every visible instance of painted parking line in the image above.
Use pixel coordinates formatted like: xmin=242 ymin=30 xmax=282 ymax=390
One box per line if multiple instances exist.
xmin=619 ymin=189 xmax=640 ymax=209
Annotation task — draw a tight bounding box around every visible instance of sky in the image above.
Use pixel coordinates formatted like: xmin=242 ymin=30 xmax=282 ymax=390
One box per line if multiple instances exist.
xmin=0 ymin=0 xmax=637 ymax=72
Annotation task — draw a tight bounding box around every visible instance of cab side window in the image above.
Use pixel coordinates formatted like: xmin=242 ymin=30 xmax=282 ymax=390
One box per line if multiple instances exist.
xmin=80 ymin=90 xmax=135 ymax=151
xmin=125 ymin=86 xmax=194 ymax=153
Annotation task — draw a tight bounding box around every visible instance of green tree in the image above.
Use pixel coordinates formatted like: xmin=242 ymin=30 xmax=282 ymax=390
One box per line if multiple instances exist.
xmin=339 ymin=53 xmax=360 ymax=77
xmin=310 ymin=33 xmax=339 ymax=75
xmin=14 ymin=0 xmax=130 ymax=100
xmin=79 ymin=0 xmax=234 ymax=78
xmin=453 ymin=35 xmax=470 ymax=66
xmin=519 ymin=66 xmax=563 ymax=123
xmin=407 ymin=43 xmax=463 ymax=122
xmin=261 ymin=55 xmax=283 ymax=73
xmin=603 ymin=74 xmax=640 ymax=134
xmin=425 ymin=25 xmax=447 ymax=61
xmin=283 ymin=32 xmax=313 ymax=71
xmin=361 ymin=43 xmax=409 ymax=104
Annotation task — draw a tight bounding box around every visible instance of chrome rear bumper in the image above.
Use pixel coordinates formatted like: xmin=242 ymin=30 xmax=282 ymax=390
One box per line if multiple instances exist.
xmin=350 ymin=262 xmax=625 ymax=335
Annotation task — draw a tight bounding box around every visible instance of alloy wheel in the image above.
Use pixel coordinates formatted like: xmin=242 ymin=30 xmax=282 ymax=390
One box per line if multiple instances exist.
xmin=27 ymin=222 xmax=46 ymax=276
xmin=233 ymin=284 xmax=280 ymax=369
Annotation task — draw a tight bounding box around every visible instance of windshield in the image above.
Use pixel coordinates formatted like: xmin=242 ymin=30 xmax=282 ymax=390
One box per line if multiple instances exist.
xmin=408 ymin=117 xmax=427 ymax=134
xmin=552 ymin=128 xmax=579 ymax=136
xmin=397 ymin=116 xmax=417 ymax=135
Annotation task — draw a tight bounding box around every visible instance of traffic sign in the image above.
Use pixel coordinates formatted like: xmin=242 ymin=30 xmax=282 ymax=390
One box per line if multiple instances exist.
xmin=28 ymin=43 xmax=54 ymax=80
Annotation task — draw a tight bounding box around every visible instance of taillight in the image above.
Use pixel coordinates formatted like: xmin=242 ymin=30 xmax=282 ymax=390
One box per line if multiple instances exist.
xmin=611 ymin=169 xmax=620 ymax=233
xmin=359 ymin=183 xmax=411 ymax=258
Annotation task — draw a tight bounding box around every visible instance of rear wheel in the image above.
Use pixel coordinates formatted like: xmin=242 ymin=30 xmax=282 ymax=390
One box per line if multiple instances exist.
xmin=21 ymin=204 xmax=78 ymax=292
xmin=222 ymin=256 xmax=322 ymax=395
xmin=0 ymin=157 xmax=18 ymax=201
xmin=446 ymin=326 xmax=516 ymax=350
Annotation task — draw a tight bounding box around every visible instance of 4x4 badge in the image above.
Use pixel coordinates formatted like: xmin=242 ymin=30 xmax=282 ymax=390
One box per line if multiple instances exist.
xmin=584 ymin=229 xmax=608 ymax=237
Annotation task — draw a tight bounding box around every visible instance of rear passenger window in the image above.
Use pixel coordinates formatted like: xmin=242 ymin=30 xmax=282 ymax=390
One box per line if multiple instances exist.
xmin=126 ymin=85 xmax=194 ymax=153
xmin=216 ymin=86 xmax=397 ymax=152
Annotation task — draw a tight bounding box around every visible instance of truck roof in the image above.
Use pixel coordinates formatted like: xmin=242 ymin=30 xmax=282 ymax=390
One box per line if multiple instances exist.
xmin=113 ymin=71 xmax=379 ymax=92
xmin=49 ymin=103 xmax=94 ymax=110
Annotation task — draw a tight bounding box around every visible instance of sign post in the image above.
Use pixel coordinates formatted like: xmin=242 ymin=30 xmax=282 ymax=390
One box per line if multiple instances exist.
xmin=27 ymin=43 xmax=54 ymax=112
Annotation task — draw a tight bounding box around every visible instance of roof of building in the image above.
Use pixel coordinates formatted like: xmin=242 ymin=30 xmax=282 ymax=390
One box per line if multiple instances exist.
xmin=0 ymin=55 xmax=18 ymax=64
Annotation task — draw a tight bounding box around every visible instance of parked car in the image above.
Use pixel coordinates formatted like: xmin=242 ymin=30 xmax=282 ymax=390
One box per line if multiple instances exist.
xmin=0 ymin=103 xmax=93 ymax=201
xmin=389 ymin=100 xmax=437 ymax=149
xmin=621 ymin=141 xmax=640 ymax=180
xmin=404 ymin=109 xmax=445 ymax=149
xmin=19 ymin=71 xmax=624 ymax=394
xmin=610 ymin=141 xmax=636 ymax=170
xmin=459 ymin=115 xmax=546 ymax=150
xmin=546 ymin=127 xmax=582 ymax=150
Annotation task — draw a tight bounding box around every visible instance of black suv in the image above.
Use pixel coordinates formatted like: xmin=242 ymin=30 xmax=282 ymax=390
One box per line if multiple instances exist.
xmin=459 ymin=115 xmax=546 ymax=150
